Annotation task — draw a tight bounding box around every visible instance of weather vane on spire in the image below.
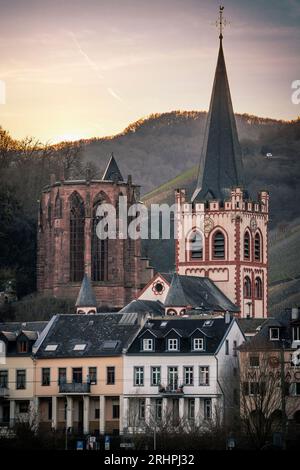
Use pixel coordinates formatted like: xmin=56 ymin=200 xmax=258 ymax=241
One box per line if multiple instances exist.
xmin=216 ymin=5 xmax=229 ymax=40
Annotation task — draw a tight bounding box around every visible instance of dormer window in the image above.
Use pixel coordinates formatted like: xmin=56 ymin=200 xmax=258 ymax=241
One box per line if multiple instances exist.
xmin=167 ymin=338 xmax=179 ymax=351
xmin=143 ymin=338 xmax=154 ymax=351
xmin=270 ymin=328 xmax=280 ymax=341
xmin=17 ymin=341 xmax=28 ymax=353
xmin=193 ymin=338 xmax=204 ymax=351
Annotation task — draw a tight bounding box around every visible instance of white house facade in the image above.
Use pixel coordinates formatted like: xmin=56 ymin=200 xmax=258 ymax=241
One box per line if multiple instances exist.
xmin=122 ymin=316 xmax=245 ymax=434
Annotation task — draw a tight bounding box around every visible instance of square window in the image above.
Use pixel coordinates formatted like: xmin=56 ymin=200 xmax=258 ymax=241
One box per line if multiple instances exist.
xmin=167 ymin=338 xmax=179 ymax=351
xmin=0 ymin=370 xmax=8 ymax=388
xmin=58 ymin=368 xmax=66 ymax=385
xmin=16 ymin=370 xmax=26 ymax=390
xmin=17 ymin=341 xmax=28 ymax=354
xmin=42 ymin=368 xmax=50 ymax=386
xmin=142 ymin=338 xmax=153 ymax=351
xmin=270 ymin=328 xmax=279 ymax=340
xmin=19 ymin=401 xmax=29 ymax=413
xmin=188 ymin=399 xmax=195 ymax=420
xmin=183 ymin=366 xmax=194 ymax=386
xmin=88 ymin=367 xmax=97 ymax=385
xmin=134 ymin=367 xmax=144 ymax=386
xmin=112 ymin=404 xmax=120 ymax=419
xmin=193 ymin=338 xmax=204 ymax=351
xmin=107 ymin=367 xmax=115 ymax=385
xmin=199 ymin=366 xmax=209 ymax=386
xmin=151 ymin=367 xmax=161 ymax=386
xmin=249 ymin=356 xmax=259 ymax=367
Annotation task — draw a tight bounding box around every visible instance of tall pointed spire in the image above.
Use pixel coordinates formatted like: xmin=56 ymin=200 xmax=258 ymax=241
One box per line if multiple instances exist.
xmin=192 ymin=7 xmax=245 ymax=202
xmin=102 ymin=153 xmax=124 ymax=182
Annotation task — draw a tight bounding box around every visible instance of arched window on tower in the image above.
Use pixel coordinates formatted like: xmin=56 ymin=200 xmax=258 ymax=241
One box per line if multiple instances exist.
xmin=70 ymin=192 xmax=85 ymax=282
xmin=213 ymin=231 xmax=225 ymax=259
xmin=255 ymin=277 xmax=263 ymax=299
xmin=255 ymin=233 xmax=262 ymax=261
xmin=188 ymin=231 xmax=203 ymax=260
xmin=244 ymin=276 xmax=252 ymax=298
xmin=91 ymin=193 xmax=109 ymax=282
xmin=244 ymin=231 xmax=250 ymax=260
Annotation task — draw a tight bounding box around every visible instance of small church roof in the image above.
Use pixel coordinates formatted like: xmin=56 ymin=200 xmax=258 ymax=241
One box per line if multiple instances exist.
xmin=102 ymin=154 xmax=124 ymax=182
xmin=75 ymin=274 xmax=97 ymax=308
xmin=164 ymin=273 xmax=188 ymax=307
xmin=163 ymin=273 xmax=239 ymax=313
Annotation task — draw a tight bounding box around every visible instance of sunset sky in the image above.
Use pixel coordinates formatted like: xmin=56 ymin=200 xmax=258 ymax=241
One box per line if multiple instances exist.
xmin=0 ymin=0 xmax=299 ymax=143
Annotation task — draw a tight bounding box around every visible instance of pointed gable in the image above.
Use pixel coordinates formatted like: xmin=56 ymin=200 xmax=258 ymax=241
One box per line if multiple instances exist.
xmin=192 ymin=37 xmax=245 ymax=202
xmin=102 ymin=153 xmax=124 ymax=182
xmin=164 ymin=273 xmax=188 ymax=307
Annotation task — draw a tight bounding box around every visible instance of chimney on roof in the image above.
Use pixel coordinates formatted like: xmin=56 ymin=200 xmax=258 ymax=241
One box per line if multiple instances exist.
xmin=225 ymin=311 xmax=231 ymax=324
xmin=292 ymin=307 xmax=299 ymax=320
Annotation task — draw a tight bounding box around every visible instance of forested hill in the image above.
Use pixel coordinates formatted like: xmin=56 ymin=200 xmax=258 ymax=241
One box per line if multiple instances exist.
xmin=0 ymin=110 xmax=299 ymax=309
xmin=80 ymin=110 xmax=290 ymax=195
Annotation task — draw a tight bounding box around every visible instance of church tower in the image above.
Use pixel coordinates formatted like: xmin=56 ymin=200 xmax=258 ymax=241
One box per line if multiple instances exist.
xmin=175 ymin=8 xmax=269 ymax=318
xmin=37 ymin=154 xmax=154 ymax=310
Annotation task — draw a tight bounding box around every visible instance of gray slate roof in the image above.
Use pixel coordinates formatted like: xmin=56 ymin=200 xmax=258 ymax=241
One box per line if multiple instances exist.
xmin=119 ymin=299 xmax=165 ymax=316
xmin=0 ymin=321 xmax=48 ymax=336
xmin=237 ymin=318 xmax=267 ymax=336
xmin=161 ymin=273 xmax=239 ymax=313
xmin=127 ymin=317 xmax=235 ymax=355
xmin=239 ymin=309 xmax=300 ymax=351
xmin=192 ymin=38 xmax=245 ymax=202
xmin=35 ymin=313 xmax=140 ymax=358
xmin=102 ymin=154 xmax=124 ymax=182
xmin=75 ymin=274 xmax=97 ymax=308
xmin=164 ymin=273 xmax=188 ymax=307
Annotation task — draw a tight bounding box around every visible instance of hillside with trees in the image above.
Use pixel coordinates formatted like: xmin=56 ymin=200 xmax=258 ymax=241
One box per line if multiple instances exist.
xmin=0 ymin=111 xmax=299 ymax=318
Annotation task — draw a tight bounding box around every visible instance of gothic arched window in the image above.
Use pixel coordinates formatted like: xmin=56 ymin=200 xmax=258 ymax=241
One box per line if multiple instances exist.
xmin=69 ymin=192 xmax=85 ymax=282
xmin=189 ymin=231 xmax=203 ymax=259
xmin=255 ymin=233 xmax=262 ymax=261
xmin=255 ymin=277 xmax=263 ymax=299
xmin=91 ymin=193 xmax=109 ymax=282
xmin=244 ymin=231 xmax=250 ymax=260
xmin=213 ymin=231 xmax=225 ymax=259
xmin=244 ymin=276 xmax=252 ymax=298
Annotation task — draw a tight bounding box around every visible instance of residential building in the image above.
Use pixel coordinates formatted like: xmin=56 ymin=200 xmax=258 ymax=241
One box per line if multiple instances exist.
xmin=239 ymin=307 xmax=300 ymax=431
xmin=0 ymin=321 xmax=47 ymax=427
xmin=123 ymin=315 xmax=245 ymax=433
xmin=33 ymin=312 xmax=140 ymax=435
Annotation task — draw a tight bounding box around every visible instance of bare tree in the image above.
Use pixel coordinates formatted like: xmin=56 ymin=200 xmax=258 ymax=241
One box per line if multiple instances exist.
xmin=239 ymin=350 xmax=285 ymax=448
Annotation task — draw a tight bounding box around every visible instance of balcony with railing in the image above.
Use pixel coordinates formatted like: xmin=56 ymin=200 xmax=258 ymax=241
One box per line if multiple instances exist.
xmin=59 ymin=382 xmax=90 ymax=394
xmin=0 ymin=387 xmax=9 ymax=398
xmin=158 ymin=384 xmax=184 ymax=396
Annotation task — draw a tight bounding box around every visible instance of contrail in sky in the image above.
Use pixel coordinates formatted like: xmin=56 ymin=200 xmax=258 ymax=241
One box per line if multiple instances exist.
xmin=68 ymin=31 xmax=125 ymax=103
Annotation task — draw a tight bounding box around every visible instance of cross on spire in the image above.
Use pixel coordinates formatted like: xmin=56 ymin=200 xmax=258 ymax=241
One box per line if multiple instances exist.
xmin=216 ymin=5 xmax=228 ymax=40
